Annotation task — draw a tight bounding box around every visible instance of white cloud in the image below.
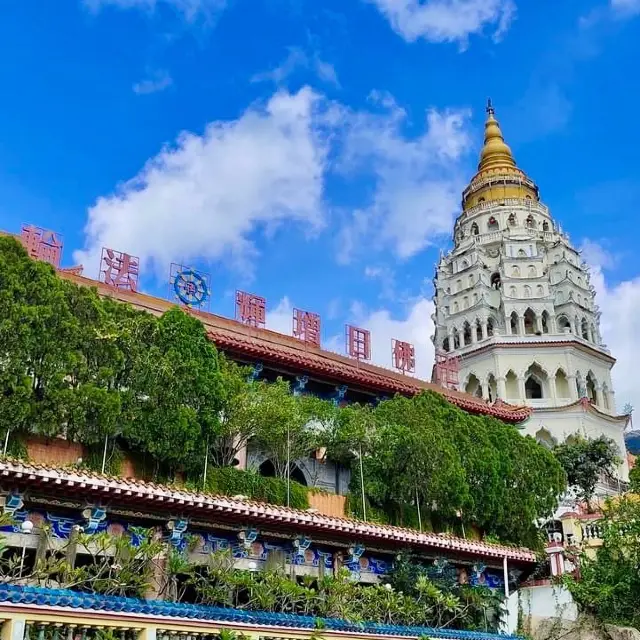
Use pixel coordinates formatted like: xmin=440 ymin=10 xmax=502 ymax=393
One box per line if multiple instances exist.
xmin=252 ymin=48 xmax=339 ymax=88
xmin=338 ymin=94 xmax=472 ymax=261
xmin=83 ymin=0 xmax=226 ymax=21
xmin=611 ymin=0 xmax=640 ymax=16
xmin=582 ymin=243 xmax=640 ymax=414
xmin=133 ymin=70 xmax=173 ymax=95
xmin=74 ymin=87 xmax=330 ymax=276
xmin=367 ymin=0 xmax=516 ymax=46
xmin=345 ymin=297 xmax=435 ymax=379
xmin=266 ymin=296 xmax=294 ymax=335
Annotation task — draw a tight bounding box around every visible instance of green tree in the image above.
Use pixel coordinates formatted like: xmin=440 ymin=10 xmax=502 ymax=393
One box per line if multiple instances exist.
xmin=124 ymin=306 xmax=224 ymax=479
xmin=563 ymin=495 xmax=640 ymax=629
xmin=553 ymin=435 xmax=619 ymax=509
xmin=251 ymin=379 xmax=334 ymax=480
xmin=629 ymin=464 xmax=640 ymax=493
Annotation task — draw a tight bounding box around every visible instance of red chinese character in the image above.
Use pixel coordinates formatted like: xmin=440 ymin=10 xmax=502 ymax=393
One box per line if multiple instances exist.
xmin=236 ymin=291 xmax=266 ymax=328
xmin=100 ymin=248 xmax=139 ymax=292
xmin=346 ymin=325 xmax=371 ymax=360
xmin=20 ymin=225 xmax=63 ymax=267
xmin=392 ymin=339 xmax=415 ymax=374
xmin=293 ymin=309 xmax=321 ymax=347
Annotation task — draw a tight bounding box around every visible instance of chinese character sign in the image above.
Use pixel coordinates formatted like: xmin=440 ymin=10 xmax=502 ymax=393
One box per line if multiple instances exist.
xmin=293 ymin=309 xmax=321 ymax=347
xmin=20 ymin=224 xmax=63 ymax=267
xmin=170 ymin=263 xmax=211 ymax=310
xmin=100 ymin=248 xmax=139 ymax=292
xmin=392 ymin=339 xmax=415 ymax=374
xmin=346 ymin=325 xmax=371 ymax=360
xmin=236 ymin=291 xmax=266 ymax=328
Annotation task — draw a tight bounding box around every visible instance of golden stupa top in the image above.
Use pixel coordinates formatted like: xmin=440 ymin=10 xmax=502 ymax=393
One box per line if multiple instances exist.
xmin=462 ymin=100 xmax=539 ymax=210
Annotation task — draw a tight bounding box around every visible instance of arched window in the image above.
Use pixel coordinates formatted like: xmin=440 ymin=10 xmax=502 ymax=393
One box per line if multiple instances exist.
xmin=505 ymin=370 xmax=519 ymax=400
xmin=471 ymin=222 xmax=479 ymax=236
xmin=456 ymin=280 xmax=462 ymax=292
xmin=524 ymin=308 xmax=536 ymax=334
xmin=468 ymin=274 xmax=474 ymax=287
xmin=508 ymin=213 xmax=516 ymax=226
xmin=558 ymin=315 xmax=571 ymax=333
xmin=463 ymin=321 xmax=472 ymax=346
xmin=517 ymin=249 xmax=527 ymax=258
xmin=526 ymin=214 xmax=536 ymax=228
xmin=586 ymin=372 xmax=598 ymax=404
xmin=555 ymin=369 xmax=570 ymax=399
xmin=528 ymin=265 xmax=536 ymax=277
xmin=453 ymin=328 xmax=461 ymax=349
xmin=473 ymin=292 xmax=479 ymax=303
xmin=524 ymin=285 xmax=532 ymax=298
xmin=487 ymin=317 xmax=495 ymax=337
xmin=442 ymin=337 xmax=450 ymax=352
xmin=541 ymin=310 xmax=550 ymax=334
xmin=475 ymin=319 xmax=483 ymax=342
xmin=453 ymin=301 xmax=459 ymax=313
xmin=525 ymin=363 xmax=547 ymax=399
xmin=465 ymin=374 xmax=483 ymax=398
xmin=512 ymin=266 xmax=521 ymax=277
xmin=509 ymin=286 xmax=517 ymax=297
xmin=510 ymin=311 xmax=519 ymax=335
xmin=487 ymin=216 xmax=499 ymax=231
xmin=536 ymin=285 xmax=544 ymax=297
xmin=460 ymin=260 xmax=469 ymax=270
xmin=581 ymin=317 xmax=589 ymax=340
xmin=491 ymin=272 xmax=502 ymax=289
xmin=542 ymin=221 xmax=550 ymax=232
xmin=463 ymin=296 xmax=469 ymax=309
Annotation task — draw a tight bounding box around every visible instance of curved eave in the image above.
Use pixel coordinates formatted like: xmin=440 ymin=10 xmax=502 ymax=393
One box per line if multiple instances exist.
xmin=0 ymin=460 xmax=536 ymax=564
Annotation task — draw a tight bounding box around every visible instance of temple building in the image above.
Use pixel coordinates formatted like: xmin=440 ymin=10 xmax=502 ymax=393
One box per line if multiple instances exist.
xmin=431 ymin=101 xmax=629 ymax=490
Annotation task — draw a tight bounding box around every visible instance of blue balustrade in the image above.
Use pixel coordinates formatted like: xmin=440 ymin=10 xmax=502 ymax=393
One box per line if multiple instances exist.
xmin=0 ymin=584 xmax=521 ymax=640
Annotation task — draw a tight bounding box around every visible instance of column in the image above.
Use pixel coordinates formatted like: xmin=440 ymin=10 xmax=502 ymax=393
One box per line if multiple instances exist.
xmin=497 ymin=376 xmax=507 ymax=400
xmin=588 ymin=325 xmax=595 ymax=343
xmin=595 ymin=384 xmax=603 ymax=407
xmin=505 ymin=315 xmax=512 ymax=336
xmin=481 ymin=381 xmax=489 ymax=400
xmin=535 ymin=315 xmax=542 ymax=334
xmin=550 ymin=314 xmax=558 ymax=334
xmin=1 ymin=617 xmax=26 ymax=640
xmin=573 ymin=317 xmax=579 ymax=335
xmin=448 ymin=327 xmax=454 ymax=350
xmin=517 ymin=375 xmax=526 ymax=401
xmin=549 ymin=376 xmax=557 ymax=407
xmin=518 ymin=315 xmax=526 ymax=336
xmin=481 ymin=320 xmax=488 ymax=340
xmin=472 ymin=324 xmax=478 ymax=343
xmin=567 ymin=375 xmax=578 ymax=401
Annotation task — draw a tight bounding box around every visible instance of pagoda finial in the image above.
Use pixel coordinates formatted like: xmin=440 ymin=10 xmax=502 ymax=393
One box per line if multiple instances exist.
xmin=478 ymin=100 xmax=515 ymax=171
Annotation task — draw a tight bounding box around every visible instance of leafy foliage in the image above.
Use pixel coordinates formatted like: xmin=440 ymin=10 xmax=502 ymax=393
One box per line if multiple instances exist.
xmin=334 ymin=393 xmax=566 ymax=546
xmin=200 ymin=467 xmax=310 ymax=509
xmin=563 ymin=496 xmax=640 ymax=629
xmin=628 ymin=464 xmax=640 ymax=493
xmin=553 ymin=435 xmax=619 ymax=508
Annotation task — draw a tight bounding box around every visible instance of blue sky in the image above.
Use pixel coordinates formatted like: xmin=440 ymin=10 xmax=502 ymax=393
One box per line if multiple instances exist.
xmin=2 ymin=0 xmax=640 ymax=409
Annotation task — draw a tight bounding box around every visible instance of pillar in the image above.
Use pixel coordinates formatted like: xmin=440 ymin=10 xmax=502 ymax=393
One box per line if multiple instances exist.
xmin=535 ymin=315 xmax=542 ymax=334
xmin=448 ymin=327 xmax=454 ymax=350
xmin=471 ymin=325 xmax=478 ymax=344
xmin=550 ymin=314 xmax=557 ymax=334
xmin=517 ymin=376 xmax=526 ymax=401
xmin=548 ymin=376 xmax=557 ymax=406
xmin=481 ymin=320 xmax=488 ymax=340
xmin=573 ymin=317 xmax=579 ymax=335
xmin=481 ymin=381 xmax=489 ymax=401
xmin=497 ymin=376 xmax=507 ymax=400
xmin=588 ymin=325 xmax=595 ymax=343
xmin=1 ymin=617 xmax=26 ymax=640
xmin=518 ymin=316 xmax=526 ymax=335
xmin=503 ymin=556 xmax=510 ymax=598
xmin=545 ymin=536 xmax=566 ymax=577
xmin=595 ymin=384 xmax=603 ymax=407
xmin=567 ymin=375 xmax=578 ymax=401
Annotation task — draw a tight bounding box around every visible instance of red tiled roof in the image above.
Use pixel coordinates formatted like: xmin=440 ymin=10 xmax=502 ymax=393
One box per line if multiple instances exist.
xmin=0 ymin=459 xmax=536 ymax=563
xmin=55 ymin=272 xmax=530 ymax=423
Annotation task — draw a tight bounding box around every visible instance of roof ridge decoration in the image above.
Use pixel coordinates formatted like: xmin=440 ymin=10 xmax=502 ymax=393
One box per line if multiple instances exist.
xmin=0 ymin=459 xmax=536 ymax=562
xmin=0 ymin=584 xmax=524 ymax=640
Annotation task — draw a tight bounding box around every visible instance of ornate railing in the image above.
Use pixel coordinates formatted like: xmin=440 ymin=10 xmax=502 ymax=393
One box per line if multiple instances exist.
xmin=0 ymin=584 xmax=522 ymax=640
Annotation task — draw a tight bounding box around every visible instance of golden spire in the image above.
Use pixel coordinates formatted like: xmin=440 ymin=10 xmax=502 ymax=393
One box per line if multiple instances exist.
xmin=478 ymin=99 xmax=516 ymax=171
xmin=461 ymin=99 xmax=539 ymax=210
